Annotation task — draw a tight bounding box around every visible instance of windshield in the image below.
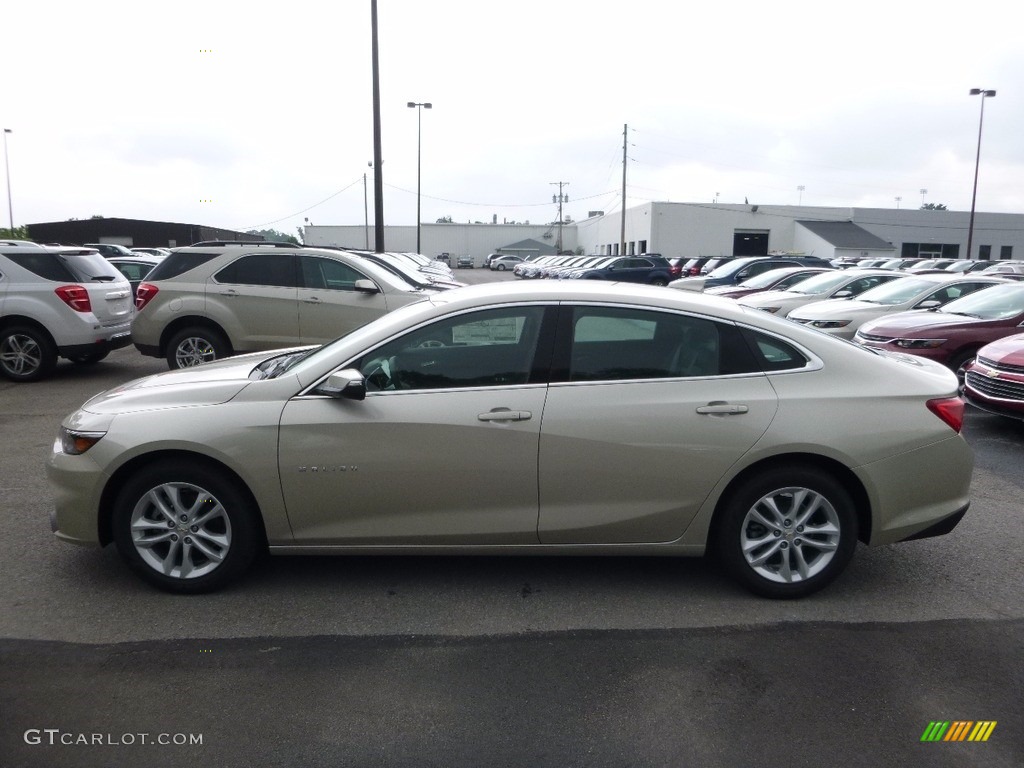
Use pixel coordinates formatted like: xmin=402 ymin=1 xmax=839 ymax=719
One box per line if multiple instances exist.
xmin=707 ymin=259 xmax=751 ymax=278
xmin=789 ymin=271 xmax=857 ymax=295
xmin=61 ymin=251 xmax=125 ymax=282
xmin=938 ymin=283 xmax=1024 ymax=320
xmin=740 ymin=268 xmax=801 ymax=289
xmin=855 ymin=277 xmax=934 ymax=305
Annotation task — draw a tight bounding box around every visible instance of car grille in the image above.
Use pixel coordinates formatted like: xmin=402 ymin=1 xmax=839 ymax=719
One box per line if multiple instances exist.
xmin=965 ymin=369 xmax=1024 ymax=402
xmin=977 ymin=355 xmax=1024 ymax=375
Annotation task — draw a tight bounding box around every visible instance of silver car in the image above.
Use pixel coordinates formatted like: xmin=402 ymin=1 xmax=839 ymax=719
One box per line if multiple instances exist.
xmin=788 ymin=274 xmax=1008 ymax=339
xmin=48 ymin=281 xmax=973 ymax=597
xmin=131 ymin=242 xmax=436 ymax=369
xmin=0 ymin=245 xmax=134 ymax=381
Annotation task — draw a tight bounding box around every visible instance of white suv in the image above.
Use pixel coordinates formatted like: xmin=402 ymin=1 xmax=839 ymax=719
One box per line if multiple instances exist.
xmin=0 ymin=246 xmax=135 ymax=381
xmin=132 ymin=242 xmax=438 ymax=369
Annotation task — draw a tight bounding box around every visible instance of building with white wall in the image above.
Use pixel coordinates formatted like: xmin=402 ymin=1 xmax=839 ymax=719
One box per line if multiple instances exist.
xmin=305 ymin=203 xmax=1024 ymax=264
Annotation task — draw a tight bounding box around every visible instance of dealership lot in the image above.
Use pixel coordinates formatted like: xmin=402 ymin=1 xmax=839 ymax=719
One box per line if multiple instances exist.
xmin=1 ymin=266 xmax=1022 ymax=765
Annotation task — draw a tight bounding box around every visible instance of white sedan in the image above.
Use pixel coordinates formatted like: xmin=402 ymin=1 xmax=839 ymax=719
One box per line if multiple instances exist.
xmin=788 ymin=274 xmax=1008 ymax=339
xmin=48 ymin=281 xmax=973 ymax=598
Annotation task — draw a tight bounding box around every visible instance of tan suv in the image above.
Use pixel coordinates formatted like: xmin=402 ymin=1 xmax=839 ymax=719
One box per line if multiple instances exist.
xmin=132 ymin=242 xmax=436 ymax=368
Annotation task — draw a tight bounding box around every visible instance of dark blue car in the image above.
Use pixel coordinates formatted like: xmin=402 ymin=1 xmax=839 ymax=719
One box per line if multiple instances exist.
xmin=699 ymin=256 xmax=833 ymax=289
xmin=577 ymin=255 xmax=680 ymax=286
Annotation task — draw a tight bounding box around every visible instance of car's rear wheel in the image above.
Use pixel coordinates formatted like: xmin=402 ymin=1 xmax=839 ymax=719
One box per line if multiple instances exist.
xmin=166 ymin=326 xmax=230 ymax=369
xmin=112 ymin=461 xmax=262 ymax=593
xmin=715 ymin=466 xmax=858 ymax=598
xmin=0 ymin=325 xmax=57 ymax=382
xmin=650 ymin=277 xmax=668 ymax=286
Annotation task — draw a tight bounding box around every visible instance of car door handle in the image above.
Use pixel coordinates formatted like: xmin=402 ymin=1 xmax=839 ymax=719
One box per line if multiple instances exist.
xmin=220 ymin=289 xmax=238 ymax=297
xmin=303 ymin=297 xmax=322 ymax=305
xmin=478 ymin=409 xmax=532 ymax=422
xmin=696 ymin=402 xmax=749 ymax=415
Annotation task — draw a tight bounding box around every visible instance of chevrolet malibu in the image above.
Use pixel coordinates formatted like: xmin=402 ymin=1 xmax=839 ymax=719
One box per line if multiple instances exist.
xmin=48 ymin=281 xmax=973 ymax=598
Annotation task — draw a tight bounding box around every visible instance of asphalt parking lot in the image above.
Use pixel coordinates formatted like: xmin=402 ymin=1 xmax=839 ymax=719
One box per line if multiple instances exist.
xmin=1 ymin=266 xmax=1022 ymax=767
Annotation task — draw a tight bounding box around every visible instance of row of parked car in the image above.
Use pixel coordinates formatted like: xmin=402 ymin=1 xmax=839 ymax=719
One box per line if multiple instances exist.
xmin=668 ymin=258 xmax=1024 ymax=421
xmin=0 ymin=240 xmax=466 ymax=381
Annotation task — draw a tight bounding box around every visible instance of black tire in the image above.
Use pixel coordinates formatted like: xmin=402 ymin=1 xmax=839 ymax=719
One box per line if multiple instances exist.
xmin=0 ymin=325 xmax=58 ymax=382
xmin=496 ymin=264 xmax=506 ymax=271
xmin=68 ymin=350 xmax=109 ymax=365
xmin=650 ymin=277 xmax=668 ymax=286
xmin=947 ymin=348 xmax=977 ymax=384
xmin=112 ymin=460 xmax=262 ymax=594
xmin=715 ymin=466 xmax=858 ymax=599
xmin=166 ymin=326 xmax=230 ymax=370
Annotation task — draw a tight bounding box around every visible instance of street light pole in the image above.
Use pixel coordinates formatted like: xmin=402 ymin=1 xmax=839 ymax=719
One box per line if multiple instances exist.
xmin=407 ymin=101 xmax=432 ymax=254
xmin=966 ymin=88 xmax=996 ymax=260
xmin=2 ymin=129 xmax=13 ymax=235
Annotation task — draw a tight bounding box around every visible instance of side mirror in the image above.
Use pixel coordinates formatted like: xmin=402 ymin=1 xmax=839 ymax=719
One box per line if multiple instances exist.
xmin=320 ymin=369 xmax=367 ymax=400
xmin=354 ymin=279 xmax=380 ymax=294
xmin=917 ymin=300 xmax=942 ymax=309
xmin=834 ymin=290 xmax=853 ymax=299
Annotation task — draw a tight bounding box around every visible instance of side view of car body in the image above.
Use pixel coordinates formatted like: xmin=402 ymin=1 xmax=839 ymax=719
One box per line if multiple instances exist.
xmin=49 ymin=281 xmax=972 ymax=599
xmin=131 ymin=242 xmax=436 ymax=369
xmin=0 ymin=245 xmax=134 ymax=381
xmin=575 ymin=255 xmax=679 ymax=285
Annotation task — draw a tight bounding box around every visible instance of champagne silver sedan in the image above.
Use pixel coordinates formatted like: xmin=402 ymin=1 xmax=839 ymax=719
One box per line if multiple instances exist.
xmin=47 ymin=281 xmax=973 ymax=598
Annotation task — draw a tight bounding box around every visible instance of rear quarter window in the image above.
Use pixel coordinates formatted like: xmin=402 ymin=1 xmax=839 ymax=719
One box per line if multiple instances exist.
xmin=143 ymin=252 xmax=220 ymax=281
xmin=3 ymin=253 xmax=77 ymax=281
xmin=742 ymin=329 xmax=809 ymax=372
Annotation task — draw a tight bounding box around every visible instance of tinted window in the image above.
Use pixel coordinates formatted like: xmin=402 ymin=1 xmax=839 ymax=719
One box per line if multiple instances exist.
xmin=112 ymin=261 xmax=153 ymax=281
xmin=742 ymin=329 xmax=809 ymax=372
xmin=4 ymin=252 xmax=77 ymax=281
xmin=144 ymin=252 xmax=219 ymax=281
xmin=356 ymin=306 xmax=547 ymax=392
xmin=215 ymin=254 xmax=297 ymax=287
xmin=300 ymin=256 xmax=366 ymax=290
xmin=566 ymin=306 xmax=758 ymax=381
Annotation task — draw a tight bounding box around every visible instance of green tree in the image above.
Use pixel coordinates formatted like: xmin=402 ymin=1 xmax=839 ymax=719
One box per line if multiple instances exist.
xmin=246 ymin=228 xmax=299 ymax=245
xmin=435 ymin=216 xmax=453 ymax=223
xmin=0 ymin=225 xmax=30 ymax=239
xmin=921 ymin=203 xmax=948 ymax=210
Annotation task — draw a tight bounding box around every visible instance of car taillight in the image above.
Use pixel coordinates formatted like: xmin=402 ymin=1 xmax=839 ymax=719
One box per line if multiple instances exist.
xmin=927 ymin=397 xmax=965 ymax=433
xmin=54 ymin=285 xmax=92 ymax=313
xmin=136 ymin=282 xmax=158 ymax=311
xmin=669 ymin=265 xmax=682 ymax=277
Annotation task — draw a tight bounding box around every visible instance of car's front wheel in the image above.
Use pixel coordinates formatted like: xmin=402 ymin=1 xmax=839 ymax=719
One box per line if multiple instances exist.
xmin=715 ymin=466 xmax=858 ymax=598
xmin=112 ymin=461 xmax=262 ymax=593
xmin=166 ymin=326 xmax=230 ymax=369
xmin=0 ymin=325 xmax=57 ymax=382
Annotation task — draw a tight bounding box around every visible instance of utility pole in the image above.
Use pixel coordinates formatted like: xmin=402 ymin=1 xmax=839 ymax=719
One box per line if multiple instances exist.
xmin=620 ymin=123 xmax=627 ymax=257
xmin=550 ymin=181 xmax=569 ymax=253
xmin=370 ymin=0 xmax=385 ymax=252
xmin=363 ymin=172 xmax=369 ymax=249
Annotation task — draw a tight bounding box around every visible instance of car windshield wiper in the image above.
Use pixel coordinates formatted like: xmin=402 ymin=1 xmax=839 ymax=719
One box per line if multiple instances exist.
xmin=941 ymin=310 xmax=983 ymax=318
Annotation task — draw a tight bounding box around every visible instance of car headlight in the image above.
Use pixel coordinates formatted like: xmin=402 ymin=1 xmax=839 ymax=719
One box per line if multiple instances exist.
xmin=58 ymin=427 xmax=106 ymax=455
xmin=810 ymin=319 xmax=852 ymax=328
xmin=894 ymin=338 xmax=947 ymax=349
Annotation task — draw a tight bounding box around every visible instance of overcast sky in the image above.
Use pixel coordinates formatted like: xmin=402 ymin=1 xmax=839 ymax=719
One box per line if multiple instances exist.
xmin=4 ymin=0 xmax=1022 ymax=238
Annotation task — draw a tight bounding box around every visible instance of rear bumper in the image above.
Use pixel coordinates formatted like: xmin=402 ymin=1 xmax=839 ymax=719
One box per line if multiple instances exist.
xmin=58 ymin=331 xmax=133 ymax=358
xmin=898 ymin=503 xmax=969 ymax=541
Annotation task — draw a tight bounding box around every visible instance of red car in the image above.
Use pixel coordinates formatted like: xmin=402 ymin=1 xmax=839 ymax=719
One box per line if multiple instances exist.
xmin=704 ymin=266 xmax=832 ymax=299
xmin=962 ymin=333 xmax=1024 ymax=420
xmin=854 ymin=283 xmax=1024 ymax=376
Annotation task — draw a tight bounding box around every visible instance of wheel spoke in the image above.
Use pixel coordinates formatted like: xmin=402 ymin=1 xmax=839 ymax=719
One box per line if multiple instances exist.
xmin=794 ymin=493 xmax=825 ymax=527
xmin=747 ymin=539 xmax=783 ymax=567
